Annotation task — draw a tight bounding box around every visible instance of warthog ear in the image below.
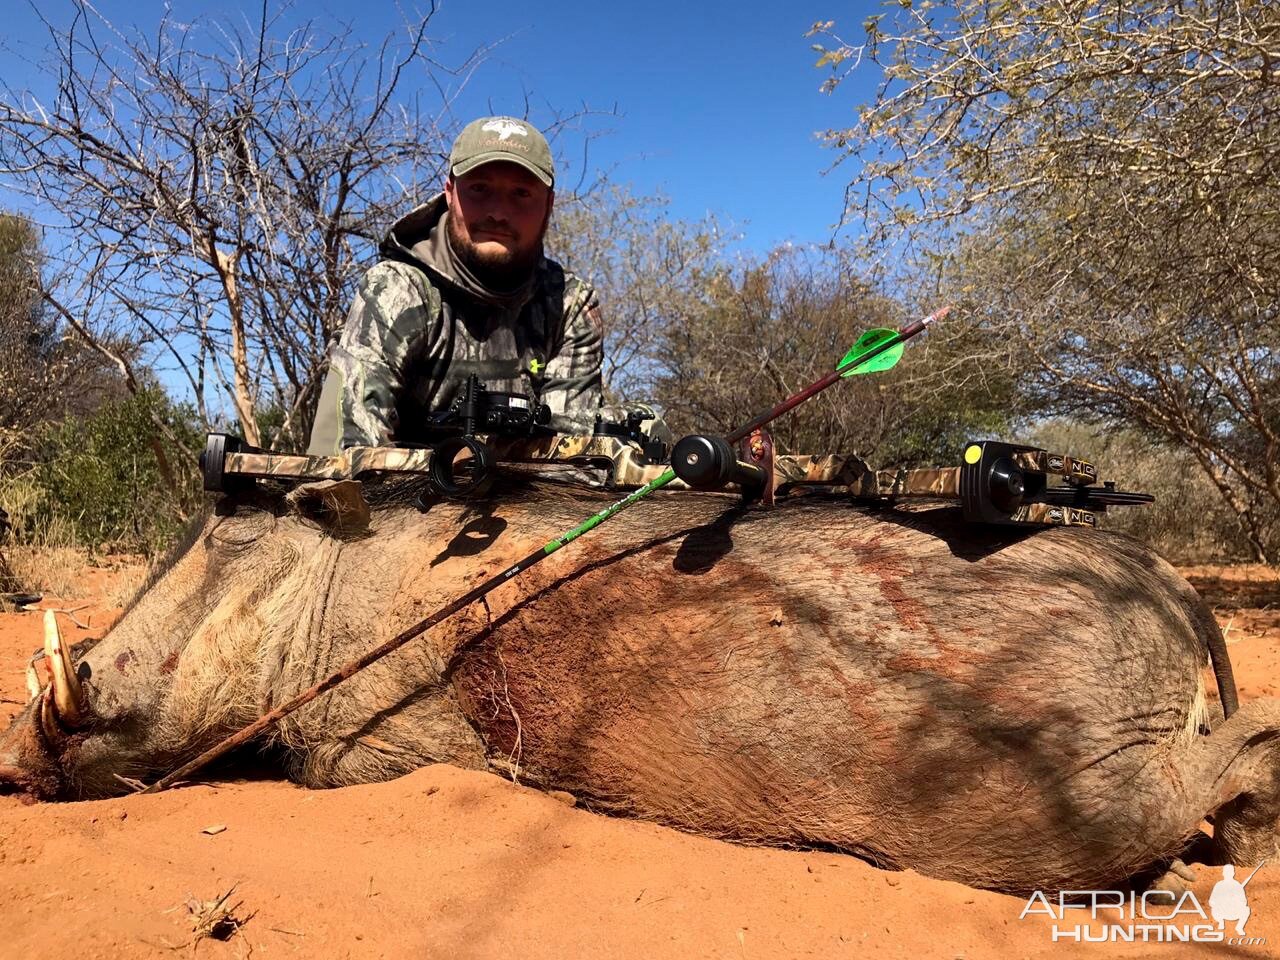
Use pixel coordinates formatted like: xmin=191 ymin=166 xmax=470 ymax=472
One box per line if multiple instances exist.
xmin=286 ymin=479 xmax=371 ymax=536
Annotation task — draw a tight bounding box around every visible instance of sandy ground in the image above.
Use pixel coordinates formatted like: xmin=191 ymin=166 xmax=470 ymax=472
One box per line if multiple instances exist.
xmin=1 ymin=562 xmax=1278 ymax=959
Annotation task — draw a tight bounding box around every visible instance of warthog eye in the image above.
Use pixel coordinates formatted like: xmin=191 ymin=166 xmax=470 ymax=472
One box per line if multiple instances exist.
xmin=204 ymin=512 xmax=274 ymax=552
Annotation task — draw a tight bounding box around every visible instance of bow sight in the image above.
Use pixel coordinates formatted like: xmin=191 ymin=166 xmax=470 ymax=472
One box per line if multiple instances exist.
xmin=431 ymin=375 xmax=553 ymax=438
xmin=417 ymin=374 xmax=549 ymax=496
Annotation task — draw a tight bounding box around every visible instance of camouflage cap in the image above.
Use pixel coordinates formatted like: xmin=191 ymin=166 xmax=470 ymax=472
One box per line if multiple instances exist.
xmin=449 ymin=116 xmax=554 ymax=187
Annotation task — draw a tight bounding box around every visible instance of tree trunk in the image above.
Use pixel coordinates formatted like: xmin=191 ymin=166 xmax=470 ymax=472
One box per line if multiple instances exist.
xmin=1185 ymin=443 xmax=1273 ymax=564
xmin=206 ymin=237 xmax=261 ymax=447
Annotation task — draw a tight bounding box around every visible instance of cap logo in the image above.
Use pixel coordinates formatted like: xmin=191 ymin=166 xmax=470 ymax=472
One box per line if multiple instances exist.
xmin=481 ymin=119 xmax=528 ymax=141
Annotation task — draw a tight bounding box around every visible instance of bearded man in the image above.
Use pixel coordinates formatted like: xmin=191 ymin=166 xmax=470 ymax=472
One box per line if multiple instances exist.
xmin=308 ymin=116 xmax=603 ymax=453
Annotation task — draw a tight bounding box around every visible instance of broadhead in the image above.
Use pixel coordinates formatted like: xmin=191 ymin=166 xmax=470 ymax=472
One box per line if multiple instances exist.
xmin=922 ymin=304 xmax=953 ymax=326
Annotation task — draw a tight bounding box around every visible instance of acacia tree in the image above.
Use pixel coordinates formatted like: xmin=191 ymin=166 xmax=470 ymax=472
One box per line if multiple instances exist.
xmin=0 ymin=213 xmax=61 ymax=449
xmin=0 ymin=1 xmax=484 ymax=452
xmin=811 ymin=1 xmax=1280 ymax=559
xmin=0 ymin=212 xmax=112 ymax=454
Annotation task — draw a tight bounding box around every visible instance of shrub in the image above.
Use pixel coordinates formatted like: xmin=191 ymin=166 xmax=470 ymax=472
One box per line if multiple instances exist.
xmin=11 ymin=389 xmax=203 ymax=554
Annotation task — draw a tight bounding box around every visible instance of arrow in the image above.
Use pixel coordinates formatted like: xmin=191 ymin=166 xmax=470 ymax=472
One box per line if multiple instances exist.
xmin=140 ymin=304 xmax=950 ymax=793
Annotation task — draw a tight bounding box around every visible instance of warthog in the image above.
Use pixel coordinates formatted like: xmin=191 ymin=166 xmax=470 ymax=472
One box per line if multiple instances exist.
xmin=2 ymin=474 xmax=1276 ymax=894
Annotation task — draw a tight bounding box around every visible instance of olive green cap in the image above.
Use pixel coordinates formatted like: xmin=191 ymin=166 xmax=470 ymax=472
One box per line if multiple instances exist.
xmin=449 ymin=116 xmax=554 ymax=187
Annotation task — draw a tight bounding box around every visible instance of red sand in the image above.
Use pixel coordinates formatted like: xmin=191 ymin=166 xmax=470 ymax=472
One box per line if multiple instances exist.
xmin=1 ymin=565 xmax=1278 ymax=959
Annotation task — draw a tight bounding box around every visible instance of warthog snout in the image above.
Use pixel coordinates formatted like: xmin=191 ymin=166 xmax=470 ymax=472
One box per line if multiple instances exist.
xmin=0 ymin=613 xmax=93 ymax=801
xmin=0 ymin=703 xmax=66 ymax=801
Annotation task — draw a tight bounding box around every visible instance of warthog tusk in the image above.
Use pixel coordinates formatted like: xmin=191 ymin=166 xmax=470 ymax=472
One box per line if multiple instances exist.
xmin=25 ymin=658 xmax=42 ymax=702
xmin=42 ymin=610 xmax=86 ymax=728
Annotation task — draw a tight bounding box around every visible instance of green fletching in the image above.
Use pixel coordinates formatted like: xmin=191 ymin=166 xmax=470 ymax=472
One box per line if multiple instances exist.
xmin=838 ymin=328 xmax=903 ymax=377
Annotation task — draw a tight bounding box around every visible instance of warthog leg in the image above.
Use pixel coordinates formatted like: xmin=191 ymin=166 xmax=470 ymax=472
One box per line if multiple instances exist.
xmin=1146 ymin=857 xmax=1199 ymax=897
xmin=279 ymin=681 xmax=488 ymax=789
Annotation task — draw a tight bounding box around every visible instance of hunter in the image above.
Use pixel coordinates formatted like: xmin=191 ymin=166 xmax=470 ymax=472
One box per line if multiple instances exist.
xmin=308 ymin=116 xmax=604 ymax=454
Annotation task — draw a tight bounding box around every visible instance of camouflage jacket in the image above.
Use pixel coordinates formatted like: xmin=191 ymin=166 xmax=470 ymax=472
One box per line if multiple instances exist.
xmin=308 ymin=195 xmax=603 ymax=454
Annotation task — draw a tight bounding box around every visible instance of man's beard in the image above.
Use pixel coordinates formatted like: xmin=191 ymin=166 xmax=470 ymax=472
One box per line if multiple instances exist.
xmin=446 ymin=214 xmax=543 ymax=292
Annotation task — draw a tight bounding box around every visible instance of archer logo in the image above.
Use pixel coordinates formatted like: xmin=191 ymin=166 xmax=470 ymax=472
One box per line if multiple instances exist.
xmin=1020 ymin=862 xmax=1267 ymax=946
xmin=482 ymin=119 xmax=527 ymax=141
xmin=1212 ymin=864 xmax=1261 ymax=936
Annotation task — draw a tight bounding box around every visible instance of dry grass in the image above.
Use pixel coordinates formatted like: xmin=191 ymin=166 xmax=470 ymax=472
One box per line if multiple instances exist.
xmin=1 ymin=467 xmax=84 ymax=597
xmin=1 ymin=545 xmax=147 ymax=604
xmin=102 ymin=560 xmax=149 ymax=609
xmin=182 ymin=886 xmax=251 ymax=943
xmin=0 ymin=469 xmax=51 ymax=540
xmin=151 ymin=886 xmax=254 ymax=952
xmin=2 ymin=460 xmax=151 ymax=604
xmin=4 ymin=544 xmax=89 ymax=598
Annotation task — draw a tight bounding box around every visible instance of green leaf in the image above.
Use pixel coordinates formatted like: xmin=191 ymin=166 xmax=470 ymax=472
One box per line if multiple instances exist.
xmin=837 ymin=328 xmax=903 ymax=377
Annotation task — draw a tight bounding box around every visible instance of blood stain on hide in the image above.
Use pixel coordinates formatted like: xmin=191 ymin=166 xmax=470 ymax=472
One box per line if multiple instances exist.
xmin=885 ymin=651 xmax=957 ymax=678
xmin=857 ymin=551 xmax=929 ymax=635
xmin=159 ymin=651 xmax=179 ymax=675
xmin=820 ymin=658 xmax=876 ymax=722
xmin=875 ymin=576 xmax=925 ymax=632
xmin=114 ymin=650 xmax=137 ymax=674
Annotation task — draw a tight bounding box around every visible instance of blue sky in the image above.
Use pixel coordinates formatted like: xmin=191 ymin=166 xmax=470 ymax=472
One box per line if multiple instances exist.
xmin=1 ymin=0 xmax=885 ymax=251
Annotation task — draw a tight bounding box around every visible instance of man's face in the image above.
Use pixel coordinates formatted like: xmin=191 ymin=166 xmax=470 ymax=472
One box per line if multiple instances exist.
xmin=444 ymin=161 xmax=553 ymax=284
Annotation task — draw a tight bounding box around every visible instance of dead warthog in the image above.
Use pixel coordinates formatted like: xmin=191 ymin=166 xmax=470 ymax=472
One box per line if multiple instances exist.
xmin=1 ymin=474 xmax=1275 ymax=894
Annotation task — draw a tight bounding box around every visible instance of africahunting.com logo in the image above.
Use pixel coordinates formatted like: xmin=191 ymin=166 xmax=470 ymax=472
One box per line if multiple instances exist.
xmin=1020 ymin=863 xmax=1267 ymax=946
